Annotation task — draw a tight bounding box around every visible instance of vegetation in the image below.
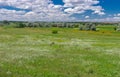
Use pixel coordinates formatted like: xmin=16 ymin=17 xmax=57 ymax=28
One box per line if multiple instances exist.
xmin=52 ymin=29 xmax=58 ymax=34
xmin=0 ymin=20 xmax=119 ymax=30
xmin=79 ymin=23 xmax=97 ymax=31
xmin=115 ymin=23 xmax=120 ymax=31
xmin=2 ymin=20 xmax=10 ymax=25
xmin=0 ymin=21 xmax=120 ymax=77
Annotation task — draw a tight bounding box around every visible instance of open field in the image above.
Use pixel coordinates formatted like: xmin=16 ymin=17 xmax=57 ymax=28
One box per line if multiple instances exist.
xmin=0 ymin=26 xmax=120 ymax=77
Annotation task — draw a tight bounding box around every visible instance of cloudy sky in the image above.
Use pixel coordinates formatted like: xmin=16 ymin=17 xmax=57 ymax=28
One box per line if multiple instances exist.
xmin=0 ymin=0 xmax=120 ymax=22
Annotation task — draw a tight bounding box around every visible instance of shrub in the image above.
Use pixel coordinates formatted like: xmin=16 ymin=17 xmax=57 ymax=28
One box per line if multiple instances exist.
xmin=3 ymin=20 xmax=10 ymax=25
xmin=79 ymin=27 xmax=83 ymax=30
xmin=79 ymin=23 xmax=97 ymax=31
xmin=115 ymin=23 xmax=120 ymax=31
xmin=3 ymin=23 xmax=18 ymax=28
xmin=17 ymin=23 xmax=26 ymax=28
xmin=116 ymin=27 xmax=120 ymax=31
xmin=39 ymin=23 xmax=43 ymax=27
xmin=0 ymin=23 xmax=5 ymax=27
xmin=96 ymin=28 xmax=100 ymax=31
xmin=52 ymin=30 xmax=58 ymax=34
xmin=27 ymin=23 xmax=33 ymax=27
xmin=114 ymin=27 xmax=117 ymax=31
xmin=74 ymin=24 xmax=79 ymax=28
xmin=90 ymin=24 xmax=96 ymax=31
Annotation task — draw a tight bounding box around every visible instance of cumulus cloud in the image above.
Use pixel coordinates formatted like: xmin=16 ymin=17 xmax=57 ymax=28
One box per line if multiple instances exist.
xmin=0 ymin=0 xmax=73 ymax=21
xmin=63 ymin=0 xmax=105 ymax=15
xmin=115 ymin=13 xmax=120 ymax=17
xmin=112 ymin=13 xmax=120 ymax=21
xmin=117 ymin=13 xmax=120 ymax=16
xmin=85 ymin=16 xmax=90 ymax=19
xmin=0 ymin=0 xmax=105 ymax=21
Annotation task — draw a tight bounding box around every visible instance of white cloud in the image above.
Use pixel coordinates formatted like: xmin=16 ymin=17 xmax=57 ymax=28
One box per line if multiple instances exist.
xmin=85 ymin=16 xmax=90 ymax=19
xmin=0 ymin=9 xmax=25 ymax=15
xmin=63 ymin=0 xmax=105 ymax=15
xmin=0 ymin=8 xmax=26 ymax=20
xmin=0 ymin=0 xmax=73 ymax=21
xmin=0 ymin=0 xmax=105 ymax=21
xmin=111 ymin=13 xmax=120 ymax=22
xmin=117 ymin=13 xmax=120 ymax=16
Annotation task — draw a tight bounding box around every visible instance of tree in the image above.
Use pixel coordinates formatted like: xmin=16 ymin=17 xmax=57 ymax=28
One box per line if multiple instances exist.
xmin=116 ymin=23 xmax=120 ymax=31
xmin=17 ymin=23 xmax=26 ymax=28
xmin=3 ymin=20 xmax=10 ymax=25
xmin=79 ymin=23 xmax=97 ymax=31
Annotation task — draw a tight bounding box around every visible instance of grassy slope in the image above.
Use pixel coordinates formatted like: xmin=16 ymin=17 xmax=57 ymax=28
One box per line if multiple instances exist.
xmin=0 ymin=26 xmax=120 ymax=77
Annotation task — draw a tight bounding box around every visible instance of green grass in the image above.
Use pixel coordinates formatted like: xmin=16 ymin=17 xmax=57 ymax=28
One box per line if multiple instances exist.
xmin=0 ymin=26 xmax=120 ymax=77
xmin=97 ymin=25 xmax=116 ymax=31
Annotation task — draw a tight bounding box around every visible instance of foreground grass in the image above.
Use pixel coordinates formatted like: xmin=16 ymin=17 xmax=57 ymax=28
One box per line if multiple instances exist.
xmin=0 ymin=27 xmax=120 ymax=77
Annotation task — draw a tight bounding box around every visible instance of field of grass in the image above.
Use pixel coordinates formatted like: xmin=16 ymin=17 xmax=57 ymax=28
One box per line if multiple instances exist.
xmin=0 ymin=26 xmax=120 ymax=77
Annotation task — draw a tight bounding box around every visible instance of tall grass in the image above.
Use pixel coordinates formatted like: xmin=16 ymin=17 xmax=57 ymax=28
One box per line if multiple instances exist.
xmin=0 ymin=26 xmax=120 ymax=77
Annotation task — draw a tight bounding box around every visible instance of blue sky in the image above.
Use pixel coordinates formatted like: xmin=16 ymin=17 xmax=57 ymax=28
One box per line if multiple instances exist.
xmin=53 ymin=0 xmax=120 ymax=13
xmin=0 ymin=0 xmax=120 ymax=22
xmin=99 ymin=0 xmax=120 ymax=13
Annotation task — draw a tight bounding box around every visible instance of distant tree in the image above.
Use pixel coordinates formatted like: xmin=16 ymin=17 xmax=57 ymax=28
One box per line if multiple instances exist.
xmin=28 ymin=23 xmax=34 ymax=27
xmin=74 ymin=23 xmax=79 ymax=28
xmin=90 ymin=24 xmax=96 ymax=31
xmin=114 ymin=26 xmax=117 ymax=31
xmin=3 ymin=20 xmax=10 ymax=25
xmin=79 ymin=26 xmax=83 ymax=30
xmin=116 ymin=23 xmax=120 ymax=31
xmin=79 ymin=23 xmax=97 ymax=31
xmin=17 ymin=23 xmax=26 ymax=28
xmin=0 ymin=23 xmax=4 ymax=26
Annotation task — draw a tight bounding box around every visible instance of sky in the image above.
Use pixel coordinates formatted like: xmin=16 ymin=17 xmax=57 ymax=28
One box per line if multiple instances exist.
xmin=0 ymin=0 xmax=120 ymax=22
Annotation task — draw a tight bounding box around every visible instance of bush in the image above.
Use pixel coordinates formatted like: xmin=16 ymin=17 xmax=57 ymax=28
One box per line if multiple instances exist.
xmin=2 ymin=23 xmax=18 ymax=28
xmin=16 ymin=23 xmax=26 ymax=28
xmin=96 ymin=28 xmax=100 ymax=31
xmin=52 ymin=30 xmax=58 ymax=34
xmin=116 ymin=26 xmax=120 ymax=31
xmin=3 ymin=20 xmax=10 ymax=25
xmin=79 ymin=23 xmax=97 ymax=31
xmin=0 ymin=23 xmax=5 ymax=27
xmin=114 ymin=27 xmax=117 ymax=31
xmin=90 ymin=25 xmax=96 ymax=31
xmin=79 ymin=27 xmax=83 ymax=30
xmin=115 ymin=23 xmax=120 ymax=31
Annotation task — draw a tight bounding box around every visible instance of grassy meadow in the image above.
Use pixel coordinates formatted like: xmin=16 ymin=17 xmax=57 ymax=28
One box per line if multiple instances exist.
xmin=0 ymin=25 xmax=120 ymax=77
